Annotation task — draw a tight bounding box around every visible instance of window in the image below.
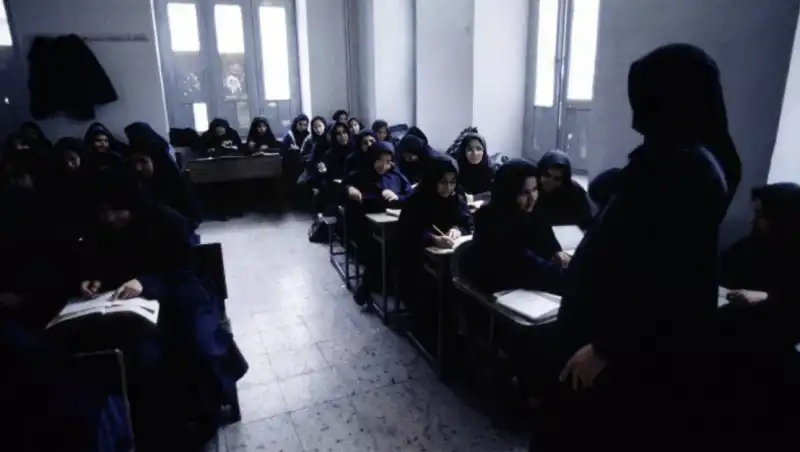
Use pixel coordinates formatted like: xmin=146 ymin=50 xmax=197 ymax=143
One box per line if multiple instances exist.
xmin=534 ymin=0 xmax=559 ymax=108
xmin=167 ymin=3 xmax=201 ymax=52
xmin=192 ymin=102 xmax=209 ymax=131
xmin=0 ymin=2 xmax=13 ymax=47
xmin=258 ymin=6 xmax=291 ymax=100
xmin=214 ymin=4 xmax=245 ymax=54
xmin=566 ymin=0 xmax=600 ymax=101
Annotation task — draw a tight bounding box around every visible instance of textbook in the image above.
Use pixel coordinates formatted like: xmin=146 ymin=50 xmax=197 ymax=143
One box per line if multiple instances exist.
xmin=552 ymin=225 xmax=584 ymax=255
xmin=493 ymin=289 xmax=561 ymax=323
xmin=47 ymin=292 xmax=160 ymax=329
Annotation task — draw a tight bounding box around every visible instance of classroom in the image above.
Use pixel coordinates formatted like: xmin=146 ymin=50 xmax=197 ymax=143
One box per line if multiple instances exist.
xmin=1 ymin=0 xmax=799 ymax=451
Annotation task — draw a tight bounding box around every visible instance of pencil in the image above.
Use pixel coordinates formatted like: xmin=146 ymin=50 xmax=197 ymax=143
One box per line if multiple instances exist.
xmin=431 ymin=224 xmax=446 ymax=237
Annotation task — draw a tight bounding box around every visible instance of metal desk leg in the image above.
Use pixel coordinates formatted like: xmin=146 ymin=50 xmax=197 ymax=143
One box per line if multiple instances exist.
xmin=435 ymin=262 xmax=445 ymax=377
xmin=380 ymin=225 xmax=388 ymax=325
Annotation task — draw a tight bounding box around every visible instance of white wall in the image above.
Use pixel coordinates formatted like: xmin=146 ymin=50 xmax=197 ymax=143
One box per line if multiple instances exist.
xmin=373 ymin=0 xmax=415 ymax=126
xmin=304 ymin=0 xmax=350 ymax=119
xmin=295 ymin=0 xmax=313 ymax=115
xmin=769 ymin=8 xmax=800 ymax=185
xmin=7 ymin=0 xmax=168 ymax=139
xmin=355 ymin=0 xmax=376 ymax=121
xmin=472 ymin=0 xmax=528 ymax=159
xmin=415 ymin=0 xmax=474 ymax=149
xmin=587 ymin=0 xmax=800 ymax=244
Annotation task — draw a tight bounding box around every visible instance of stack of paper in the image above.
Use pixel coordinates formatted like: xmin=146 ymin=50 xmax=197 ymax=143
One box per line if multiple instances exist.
xmin=494 ymin=289 xmax=561 ymax=323
xmin=552 ymin=225 xmax=584 ymax=254
xmin=47 ymin=292 xmax=160 ymax=328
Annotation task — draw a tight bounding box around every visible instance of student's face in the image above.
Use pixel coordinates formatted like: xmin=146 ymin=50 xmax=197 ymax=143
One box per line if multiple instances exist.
xmin=214 ymin=126 xmax=226 ymax=137
xmin=373 ymin=154 xmax=393 ymax=175
xmin=94 ymin=134 xmax=110 ymax=152
xmin=312 ymin=120 xmax=325 ymax=136
xmin=336 ymin=113 xmax=348 ymax=123
xmin=132 ymin=153 xmax=155 ymax=177
xmin=256 ymin=123 xmax=268 ymax=135
xmin=12 ymin=139 xmax=28 ymax=151
xmin=296 ymin=120 xmax=309 ymax=133
xmin=334 ymin=127 xmax=349 ymax=145
xmin=436 ymin=172 xmax=457 ymax=198
xmin=361 ymin=136 xmax=376 ymax=152
xmin=516 ymin=176 xmax=539 ymax=213
xmin=752 ymin=199 xmax=770 ymax=236
xmin=540 ymin=167 xmax=565 ymax=193
xmin=403 ymin=151 xmax=419 ymax=163
xmin=98 ymin=204 xmax=131 ymax=229
xmin=65 ymin=151 xmax=81 ymax=171
xmin=465 ymin=139 xmax=485 ymax=165
xmin=376 ymin=127 xmax=388 ymax=141
xmin=349 ymin=121 xmax=360 ymax=135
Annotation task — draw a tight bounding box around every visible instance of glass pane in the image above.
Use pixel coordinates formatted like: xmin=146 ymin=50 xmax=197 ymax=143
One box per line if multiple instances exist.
xmin=567 ymin=0 xmax=600 ymax=101
xmin=258 ymin=6 xmax=291 ymax=100
xmin=193 ymin=102 xmax=209 ymax=131
xmin=167 ymin=3 xmax=201 ymax=52
xmin=534 ymin=0 xmax=559 ymax=108
xmin=214 ymin=4 xmax=245 ymax=54
xmin=235 ymin=102 xmax=250 ymax=129
xmin=221 ymin=55 xmax=247 ymax=100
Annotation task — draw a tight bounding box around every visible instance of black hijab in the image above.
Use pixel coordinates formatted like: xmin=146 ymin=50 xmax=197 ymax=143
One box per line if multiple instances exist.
xmin=588 ymin=167 xmax=622 ymax=209
xmin=396 ymin=134 xmax=434 ymax=184
xmin=19 ymin=121 xmax=52 ymax=150
xmin=84 ymin=122 xmax=128 ymax=155
xmin=202 ymin=118 xmax=241 ymax=149
xmin=124 ymin=122 xmax=170 ymax=154
xmin=488 ymin=159 xmax=538 ymax=212
xmin=752 ymin=183 xmax=800 ymax=248
xmin=288 ymin=114 xmax=310 ymax=146
xmin=455 ymin=132 xmax=493 ymax=194
xmin=628 ymin=43 xmax=740 ymax=205
xmin=246 ymin=116 xmax=279 ymax=149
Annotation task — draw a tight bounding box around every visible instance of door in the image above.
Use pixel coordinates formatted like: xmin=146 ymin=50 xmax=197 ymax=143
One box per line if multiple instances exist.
xmin=529 ymin=0 xmax=600 ymax=173
xmin=155 ymin=0 xmax=301 ymax=136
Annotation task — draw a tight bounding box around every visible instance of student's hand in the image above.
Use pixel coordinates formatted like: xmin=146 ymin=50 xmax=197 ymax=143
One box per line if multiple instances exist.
xmin=290 ymin=144 xmax=300 ymax=151
xmin=727 ymin=289 xmax=768 ymax=305
xmin=559 ymin=343 xmax=606 ymax=391
xmin=553 ymin=251 xmax=571 ymax=269
xmin=382 ymin=189 xmax=399 ymax=202
xmin=80 ymin=280 xmax=102 ymax=298
xmin=447 ymin=228 xmax=462 ymax=240
xmin=348 ymin=186 xmax=363 ymax=203
xmin=0 ymin=292 xmax=24 ymax=309
xmin=112 ymin=279 xmax=144 ymax=300
xmin=432 ymin=235 xmax=455 ymax=249
xmin=248 ymin=141 xmax=256 ymax=149
xmin=317 ymin=162 xmax=327 ymax=174
xmin=465 ymin=193 xmax=475 ymax=204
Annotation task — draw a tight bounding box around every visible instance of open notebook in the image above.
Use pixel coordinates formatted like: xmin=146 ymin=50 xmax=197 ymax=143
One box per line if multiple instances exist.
xmin=494 ymin=289 xmax=561 ymax=323
xmin=552 ymin=225 xmax=584 ymax=256
xmin=47 ymin=292 xmax=160 ymax=329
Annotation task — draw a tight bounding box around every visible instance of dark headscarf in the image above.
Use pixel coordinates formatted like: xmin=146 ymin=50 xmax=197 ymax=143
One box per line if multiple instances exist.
xmin=19 ymin=121 xmax=52 ymax=150
xmin=628 ymin=43 xmax=740 ymax=205
xmin=246 ymin=116 xmax=279 ymax=149
xmin=588 ymin=167 xmax=622 ymax=208
xmin=455 ymin=132 xmax=493 ymax=194
xmin=368 ymin=140 xmax=395 ymax=163
xmin=752 ymin=183 xmax=800 ymax=246
xmin=52 ymin=137 xmax=86 ymax=172
xmin=354 ymin=129 xmax=376 ymax=150
xmin=396 ymin=134 xmax=434 ymax=184
xmin=332 ymin=110 xmax=349 ymax=122
xmin=538 ymin=150 xmax=573 ymax=182
xmin=419 ymin=154 xmax=460 ymax=196
xmin=488 ymin=159 xmax=538 ymax=211
xmin=84 ymin=122 xmax=127 ymax=155
xmin=289 ymin=114 xmax=310 ymax=145
xmin=124 ymin=122 xmax=170 ymax=154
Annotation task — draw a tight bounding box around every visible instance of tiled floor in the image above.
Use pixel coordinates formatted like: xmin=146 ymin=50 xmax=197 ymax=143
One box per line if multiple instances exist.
xmin=199 ymin=213 xmax=527 ymax=452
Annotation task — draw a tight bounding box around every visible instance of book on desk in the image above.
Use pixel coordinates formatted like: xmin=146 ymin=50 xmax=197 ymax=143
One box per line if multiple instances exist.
xmin=47 ymin=292 xmax=160 ymax=329
xmin=493 ymin=289 xmax=561 ymax=323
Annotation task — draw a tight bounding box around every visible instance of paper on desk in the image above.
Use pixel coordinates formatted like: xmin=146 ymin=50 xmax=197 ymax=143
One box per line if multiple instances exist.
xmin=494 ymin=289 xmax=561 ymax=322
xmin=385 ymin=208 xmax=401 ymax=217
xmin=426 ymin=235 xmax=473 ymax=255
xmin=552 ymin=225 xmax=584 ymax=252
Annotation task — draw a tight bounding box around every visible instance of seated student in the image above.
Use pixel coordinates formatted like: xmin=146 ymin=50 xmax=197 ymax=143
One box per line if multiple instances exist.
xmin=455 ymin=132 xmax=493 ymax=201
xmin=321 ymin=122 xmax=352 ymax=181
xmin=300 ymin=115 xmax=327 ymax=161
xmin=720 ymin=183 xmax=800 ymax=302
xmin=245 ymin=116 xmax=280 ymax=154
xmin=50 ymin=138 xmax=92 ymax=241
xmin=332 ymin=109 xmax=349 ymax=124
xmin=84 ymin=123 xmax=126 ymax=173
xmin=200 ymin=118 xmax=241 ymax=156
xmin=347 ymin=117 xmax=362 ymax=136
xmin=371 ymin=119 xmax=391 ymax=142
xmin=19 ymin=121 xmax=52 ymax=151
xmin=85 ymin=122 xmax=129 ymax=155
xmin=344 ymin=129 xmax=377 ymax=176
xmin=306 ymin=123 xmax=350 ymax=216
xmin=536 ymin=150 xmax=592 ymax=228
xmin=396 ymin=133 xmax=436 ymax=186
xmin=397 ymin=154 xmax=471 ymax=302
xmin=76 ymin=174 xmax=247 ymax=449
xmin=280 ymin=114 xmax=310 ymax=155
xmin=348 ymin=141 xmax=414 ymax=305
xmin=464 ymin=160 xmax=568 ymax=295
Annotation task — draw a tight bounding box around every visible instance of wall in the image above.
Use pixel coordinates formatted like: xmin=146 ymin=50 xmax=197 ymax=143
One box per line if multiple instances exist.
xmin=415 ymin=0 xmax=474 ymax=149
xmin=295 ymin=0 xmax=313 ymax=115
xmin=769 ymin=7 xmax=800 ymax=184
xmin=7 ymin=0 xmax=168 ymax=139
xmin=472 ymin=0 xmax=528 ymax=159
xmin=304 ymin=0 xmax=350 ymax=119
xmin=372 ymin=0 xmax=414 ymax=126
xmin=354 ymin=0 xmax=375 ymax=121
xmin=587 ymin=0 xmax=800 ymax=243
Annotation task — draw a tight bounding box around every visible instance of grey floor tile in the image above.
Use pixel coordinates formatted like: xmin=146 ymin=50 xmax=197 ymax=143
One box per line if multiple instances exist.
xmin=236 ymin=382 xmax=289 ymax=423
xmin=268 ymin=344 xmax=330 ymax=381
xmin=290 ymin=399 xmax=377 ymax=452
xmin=278 ymin=367 xmax=358 ymax=412
xmin=236 ymin=353 xmax=276 ymax=390
xmin=260 ymin=322 xmax=315 ymax=353
xmin=223 ymin=414 xmax=302 ymax=452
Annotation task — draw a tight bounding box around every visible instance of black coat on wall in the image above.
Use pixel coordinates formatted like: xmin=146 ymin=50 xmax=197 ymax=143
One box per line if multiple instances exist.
xmin=27 ymin=34 xmax=118 ymax=120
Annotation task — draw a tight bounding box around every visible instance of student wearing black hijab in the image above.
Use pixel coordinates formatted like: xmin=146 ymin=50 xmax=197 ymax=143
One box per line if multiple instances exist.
xmin=320 ymin=121 xmax=352 ymax=182
xmin=201 ymin=118 xmax=241 ymax=156
xmin=533 ymin=44 xmax=739 ymax=450
xmin=396 ymin=133 xmax=436 ymax=185
xmin=332 ymin=109 xmax=348 ymax=124
xmin=49 ymin=138 xmax=92 ymax=240
xmin=455 ymin=132 xmax=493 ymax=200
xmin=245 ymin=116 xmax=280 ymax=153
xmin=300 ymin=115 xmax=327 ymax=161
xmin=281 ymin=114 xmax=310 ymax=154
xmin=306 ymin=122 xmax=349 ymax=216
xmin=19 ymin=121 xmax=52 ymax=150
xmin=536 ymin=150 xmax=591 ymax=228
xmin=83 ymin=123 xmax=126 ymax=173
xmin=343 ymin=128 xmax=377 ymax=176
xmin=464 ymin=160 xmax=566 ymax=295
xmin=347 ymin=117 xmax=363 ymax=136
xmin=371 ymin=119 xmax=390 ymax=142
xmin=348 ymin=141 xmax=413 ymax=306
xmin=125 ymin=121 xmax=174 ymax=161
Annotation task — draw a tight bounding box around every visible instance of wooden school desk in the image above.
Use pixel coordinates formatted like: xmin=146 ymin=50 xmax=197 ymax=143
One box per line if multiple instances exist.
xmin=185 ymin=153 xmax=283 ymax=184
xmin=365 ymin=212 xmax=401 ymax=324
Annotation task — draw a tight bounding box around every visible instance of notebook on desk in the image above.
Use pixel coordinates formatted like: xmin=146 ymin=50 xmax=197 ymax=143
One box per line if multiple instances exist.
xmin=493 ymin=289 xmax=561 ymax=323
xmin=47 ymin=292 xmax=160 ymax=329
xmin=552 ymin=225 xmax=584 ymax=253
xmin=385 ymin=208 xmax=401 ymax=217
xmin=426 ymin=235 xmax=473 ymax=255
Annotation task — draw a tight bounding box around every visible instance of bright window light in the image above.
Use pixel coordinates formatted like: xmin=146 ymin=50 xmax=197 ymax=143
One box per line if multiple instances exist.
xmin=534 ymin=0 xmax=559 ymax=107
xmin=167 ymin=3 xmax=201 ymax=52
xmin=259 ymin=6 xmax=291 ymax=100
xmin=567 ymin=0 xmax=600 ymax=101
xmin=214 ymin=4 xmax=245 ymax=54
xmin=193 ymin=102 xmax=209 ymax=131
xmin=0 ymin=2 xmax=13 ymax=47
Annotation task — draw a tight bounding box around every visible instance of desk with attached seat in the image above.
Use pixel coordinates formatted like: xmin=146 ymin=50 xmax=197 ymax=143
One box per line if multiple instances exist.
xmin=365 ymin=212 xmax=400 ymax=324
